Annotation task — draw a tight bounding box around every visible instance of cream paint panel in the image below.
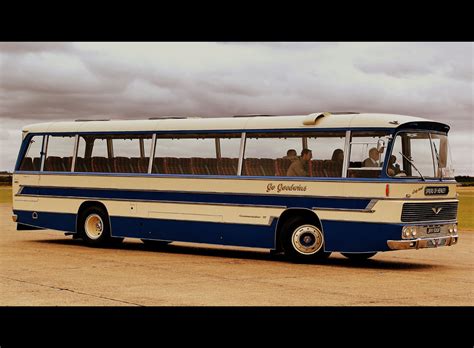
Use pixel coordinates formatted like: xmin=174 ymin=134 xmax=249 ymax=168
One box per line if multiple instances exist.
xmin=14 ymin=197 xmax=82 ymax=214
xmin=35 ymin=174 xmax=458 ymax=200
xmin=12 ymin=174 xmax=39 ymax=205
xmin=315 ymin=199 xmax=459 ymax=223
xmin=37 ymin=174 xmax=348 ymax=197
xmin=148 ymin=211 xmax=223 ymax=223
xmin=387 ymin=182 xmax=457 ymax=199
xmin=21 ymin=196 xmax=285 ymax=226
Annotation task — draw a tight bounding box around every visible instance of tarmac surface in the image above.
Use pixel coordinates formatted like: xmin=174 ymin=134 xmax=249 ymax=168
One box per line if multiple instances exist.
xmin=1 ymin=202 xmax=473 ymax=306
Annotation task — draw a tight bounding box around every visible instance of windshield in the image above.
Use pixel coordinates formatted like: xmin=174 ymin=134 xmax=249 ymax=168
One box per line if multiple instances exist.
xmin=388 ymin=132 xmax=454 ymax=179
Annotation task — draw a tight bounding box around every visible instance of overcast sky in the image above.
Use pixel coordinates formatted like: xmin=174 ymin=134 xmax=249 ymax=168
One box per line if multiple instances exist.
xmin=0 ymin=42 xmax=472 ymax=174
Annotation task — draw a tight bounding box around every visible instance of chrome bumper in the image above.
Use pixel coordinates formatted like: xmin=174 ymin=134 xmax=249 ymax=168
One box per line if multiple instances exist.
xmin=387 ymin=235 xmax=458 ymax=250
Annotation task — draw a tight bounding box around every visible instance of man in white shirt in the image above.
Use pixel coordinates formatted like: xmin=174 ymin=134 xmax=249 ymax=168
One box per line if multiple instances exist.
xmin=363 ymin=147 xmax=381 ymax=167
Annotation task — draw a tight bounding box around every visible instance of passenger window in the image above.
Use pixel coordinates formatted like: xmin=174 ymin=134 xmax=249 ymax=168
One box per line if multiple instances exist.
xmin=152 ymin=134 xmax=241 ymax=175
xmin=75 ymin=134 xmax=153 ymax=173
xmin=112 ymin=135 xmax=152 ymax=173
xmin=19 ymin=135 xmax=43 ymax=171
xmin=348 ymin=131 xmax=391 ymax=178
xmin=44 ymin=135 xmax=76 ymax=172
xmin=243 ymin=134 xmax=302 ymax=177
xmin=307 ymin=133 xmax=346 ymax=177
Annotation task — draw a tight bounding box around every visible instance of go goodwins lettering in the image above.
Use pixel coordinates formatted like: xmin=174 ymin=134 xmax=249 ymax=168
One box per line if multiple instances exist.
xmin=266 ymin=183 xmax=307 ymax=193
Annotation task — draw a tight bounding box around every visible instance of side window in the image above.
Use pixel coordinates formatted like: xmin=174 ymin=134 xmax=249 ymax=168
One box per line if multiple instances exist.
xmin=112 ymin=135 xmax=152 ymax=173
xmin=242 ymin=132 xmax=346 ymax=177
xmin=152 ymin=134 xmax=241 ymax=175
xmin=91 ymin=138 xmax=108 ymax=158
xmin=44 ymin=135 xmax=76 ymax=172
xmin=243 ymin=134 xmax=302 ymax=177
xmin=348 ymin=131 xmax=391 ymax=178
xmin=19 ymin=135 xmax=43 ymax=171
xmin=307 ymin=133 xmax=346 ymax=177
xmin=75 ymin=136 xmax=109 ymax=172
xmin=75 ymin=134 xmax=153 ymax=173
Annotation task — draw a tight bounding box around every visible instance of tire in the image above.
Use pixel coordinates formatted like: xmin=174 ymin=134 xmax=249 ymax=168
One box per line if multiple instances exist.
xmin=341 ymin=252 xmax=377 ymax=261
xmin=141 ymin=239 xmax=171 ymax=248
xmin=78 ymin=206 xmax=123 ymax=246
xmin=281 ymin=217 xmax=331 ymax=262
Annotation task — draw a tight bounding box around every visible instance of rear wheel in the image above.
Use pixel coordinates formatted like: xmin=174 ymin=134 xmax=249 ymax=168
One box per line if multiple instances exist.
xmin=341 ymin=252 xmax=377 ymax=261
xmin=79 ymin=206 xmax=123 ymax=246
xmin=281 ymin=217 xmax=331 ymax=262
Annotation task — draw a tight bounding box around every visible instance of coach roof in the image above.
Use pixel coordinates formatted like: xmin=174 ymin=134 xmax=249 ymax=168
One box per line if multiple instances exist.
xmin=22 ymin=112 xmax=438 ymax=134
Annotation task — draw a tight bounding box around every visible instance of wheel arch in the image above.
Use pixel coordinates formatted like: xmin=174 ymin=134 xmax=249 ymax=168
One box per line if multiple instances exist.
xmin=274 ymin=208 xmax=323 ymax=252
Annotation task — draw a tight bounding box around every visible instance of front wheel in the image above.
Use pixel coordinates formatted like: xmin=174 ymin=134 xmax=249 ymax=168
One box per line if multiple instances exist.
xmin=341 ymin=252 xmax=377 ymax=261
xmin=281 ymin=217 xmax=331 ymax=262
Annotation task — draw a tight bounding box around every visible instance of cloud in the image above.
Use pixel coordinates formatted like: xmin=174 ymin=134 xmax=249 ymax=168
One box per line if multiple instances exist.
xmin=0 ymin=42 xmax=472 ymax=174
xmin=0 ymin=42 xmax=75 ymax=54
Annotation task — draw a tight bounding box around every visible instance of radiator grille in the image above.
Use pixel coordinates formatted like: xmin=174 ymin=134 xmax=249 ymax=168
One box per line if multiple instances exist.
xmin=401 ymin=202 xmax=458 ymax=222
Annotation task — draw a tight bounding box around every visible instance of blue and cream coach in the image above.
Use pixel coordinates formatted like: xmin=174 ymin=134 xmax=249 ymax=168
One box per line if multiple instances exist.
xmin=12 ymin=112 xmax=459 ymax=261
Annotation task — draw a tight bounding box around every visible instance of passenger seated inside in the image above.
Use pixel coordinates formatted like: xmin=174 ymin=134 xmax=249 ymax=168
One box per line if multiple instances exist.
xmin=363 ymin=147 xmax=381 ymax=167
xmin=387 ymin=155 xmax=402 ymax=176
xmin=282 ymin=149 xmax=298 ymax=161
xmin=331 ymin=148 xmax=344 ymax=164
xmin=287 ymin=148 xmax=312 ymax=177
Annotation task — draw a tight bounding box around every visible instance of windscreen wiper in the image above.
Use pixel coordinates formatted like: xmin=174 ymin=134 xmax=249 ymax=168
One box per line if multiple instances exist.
xmin=399 ymin=152 xmax=425 ymax=181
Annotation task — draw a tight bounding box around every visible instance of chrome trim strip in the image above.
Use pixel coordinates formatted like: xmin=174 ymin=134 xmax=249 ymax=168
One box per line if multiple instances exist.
xmin=387 ymin=235 xmax=458 ymax=250
xmin=365 ymin=199 xmax=378 ymax=210
xmin=312 ymin=207 xmax=375 ymax=213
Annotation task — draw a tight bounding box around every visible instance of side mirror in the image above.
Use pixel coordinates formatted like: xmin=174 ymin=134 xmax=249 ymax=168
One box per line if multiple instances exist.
xmin=377 ymin=139 xmax=385 ymax=152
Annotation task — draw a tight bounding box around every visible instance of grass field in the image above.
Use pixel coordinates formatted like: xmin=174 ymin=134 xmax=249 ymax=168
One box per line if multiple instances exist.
xmin=0 ymin=186 xmax=11 ymax=204
xmin=457 ymin=186 xmax=474 ymax=231
xmin=1 ymin=185 xmax=473 ymax=230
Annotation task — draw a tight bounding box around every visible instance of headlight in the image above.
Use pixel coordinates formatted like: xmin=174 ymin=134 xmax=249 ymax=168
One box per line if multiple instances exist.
xmin=453 ymin=224 xmax=458 ymax=233
xmin=411 ymin=230 xmax=417 ymax=237
xmin=403 ymin=226 xmax=411 ymax=237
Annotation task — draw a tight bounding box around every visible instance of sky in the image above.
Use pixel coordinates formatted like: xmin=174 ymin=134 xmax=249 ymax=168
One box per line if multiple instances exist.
xmin=0 ymin=42 xmax=472 ymax=174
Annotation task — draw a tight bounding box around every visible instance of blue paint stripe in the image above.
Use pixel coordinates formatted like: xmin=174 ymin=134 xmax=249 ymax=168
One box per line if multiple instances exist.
xmin=112 ymin=216 xmax=278 ymax=249
xmin=20 ymin=186 xmax=371 ymax=210
xmin=14 ymin=210 xmax=76 ymax=233
xmin=322 ymin=220 xmax=402 ymax=252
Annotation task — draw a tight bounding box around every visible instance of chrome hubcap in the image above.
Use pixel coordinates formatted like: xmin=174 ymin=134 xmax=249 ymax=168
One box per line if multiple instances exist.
xmin=291 ymin=225 xmax=323 ymax=255
xmin=84 ymin=214 xmax=104 ymax=240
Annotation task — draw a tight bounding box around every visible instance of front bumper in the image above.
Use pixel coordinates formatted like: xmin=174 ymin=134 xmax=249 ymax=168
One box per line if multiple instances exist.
xmin=387 ymin=235 xmax=458 ymax=250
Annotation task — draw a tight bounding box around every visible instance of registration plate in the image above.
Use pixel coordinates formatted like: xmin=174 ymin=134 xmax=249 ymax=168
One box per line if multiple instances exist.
xmin=425 ymin=186 xmax=449 ymax=195
xmin=427 ymin=226 xmax=441 ymax=234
